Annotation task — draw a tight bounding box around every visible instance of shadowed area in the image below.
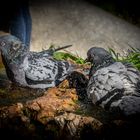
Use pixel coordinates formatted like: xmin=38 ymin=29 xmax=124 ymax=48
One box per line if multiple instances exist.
xmin=0 ymin=1 xmax=140 ymax=139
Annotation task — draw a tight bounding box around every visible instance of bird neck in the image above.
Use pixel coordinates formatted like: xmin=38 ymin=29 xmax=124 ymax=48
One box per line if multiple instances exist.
xmin=13 ymin=51 xmax=28 ymax=64
xmin=89 ymin=58 xmax=115 ymax=77
xmin=3 ymin=49 xmax=28 ymax=65
xmin=94 ymin=58 xmax=115 ymax=71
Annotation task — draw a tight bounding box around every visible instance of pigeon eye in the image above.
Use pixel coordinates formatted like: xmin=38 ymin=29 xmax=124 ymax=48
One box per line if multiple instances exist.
xmin=0 ymin=41 xmax=6 ymax=47
xmin=13 ymin=43 xmax=20 ymax=50
xmin=90 ymin=54 xmax=94 ymax=59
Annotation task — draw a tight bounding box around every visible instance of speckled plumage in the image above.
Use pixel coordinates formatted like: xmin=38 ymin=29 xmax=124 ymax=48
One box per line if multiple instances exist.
xmin=0 ymin=35 xmax=73 ymax=89
xmin=86 ymin=47 xmax=140 ymax=116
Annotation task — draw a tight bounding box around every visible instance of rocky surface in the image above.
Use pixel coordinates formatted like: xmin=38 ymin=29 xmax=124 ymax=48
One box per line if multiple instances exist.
xmin=1 ymin=0 xmax=140 ymax=58
xmin=30 ymin=0 xmax=140 ymax=58
xmin=0 ymin=79 xmax=102 ymax=140
xmin=0 ymin=76 xmax=140 ymax=140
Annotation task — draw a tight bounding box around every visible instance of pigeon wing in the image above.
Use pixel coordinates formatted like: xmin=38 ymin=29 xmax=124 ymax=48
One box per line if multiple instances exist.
xmin=123 ymin=62 xmax=140 ymax=96
xmin=88 ymin=62 xmax=140 ymax=109
xmin=24 ymin=55 xmax=71 ymax=88
xmin=24 ymin=56 xmax=58 ymax=86
xmin=87 ymin=62 xmax=126 ymax=106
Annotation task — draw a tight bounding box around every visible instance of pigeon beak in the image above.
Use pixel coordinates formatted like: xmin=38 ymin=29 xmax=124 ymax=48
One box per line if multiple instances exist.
xmin=85 ymin=57 xmax=92 ymax=62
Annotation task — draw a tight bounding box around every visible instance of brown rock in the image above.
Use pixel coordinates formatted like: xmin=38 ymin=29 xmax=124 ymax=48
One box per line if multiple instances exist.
xmin=0 ymin=78 xmax=105 ymax=139
xmin=25 ymin=86 xmax=78 ymax=122
xmin=0 ymin=103 xmax=23 ymax=118
xmin=0 ymin=78 xmax=139 ymax=140
xmin=54 ymin=112 xmax=103 ymax=138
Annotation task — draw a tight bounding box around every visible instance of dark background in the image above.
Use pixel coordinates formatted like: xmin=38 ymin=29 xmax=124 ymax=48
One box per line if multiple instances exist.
xmin=88 ymin=0 xmax=140 ymax=27
xmin=0 ymin=0 xmax=140 ymax=30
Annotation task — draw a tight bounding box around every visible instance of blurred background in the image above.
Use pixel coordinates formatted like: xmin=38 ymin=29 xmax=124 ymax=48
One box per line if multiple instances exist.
xmin=88 ymin=0 xmax=140 ymax=26
xmin=0 ymin=0 xmax=140 ymax=59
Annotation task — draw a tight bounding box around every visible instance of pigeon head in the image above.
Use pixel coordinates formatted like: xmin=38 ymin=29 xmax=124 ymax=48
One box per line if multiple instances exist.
xmin=86 ymin=47 xmax=115 ymax=68
xmin=0 ymin=35 xmax=27 ymax=62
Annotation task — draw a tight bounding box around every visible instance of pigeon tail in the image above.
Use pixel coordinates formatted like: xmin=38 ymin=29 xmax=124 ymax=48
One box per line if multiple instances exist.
xmin=54 ymin=45 xmax=72 ymax=52
xmin=46 ymin=45 xmax=72 ymax=54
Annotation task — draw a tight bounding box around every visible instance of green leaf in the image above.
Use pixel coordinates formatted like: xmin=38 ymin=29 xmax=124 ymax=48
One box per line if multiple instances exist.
xmin=53 ymin=51 xmax=86 ymax=64
xmin=108 ymin=48 xmax=140 ymax=71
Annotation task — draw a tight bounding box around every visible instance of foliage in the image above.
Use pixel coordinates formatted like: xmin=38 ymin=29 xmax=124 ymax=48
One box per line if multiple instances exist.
xmin=109 ymin=47 xmax=140 ymax=71
xmin=48 ymin=44 xmax=86 ymax=64
xmin=53 ymin=51 xmax=86 ymax=64
xmin=51 ymin=45 xmax=140 ymax=70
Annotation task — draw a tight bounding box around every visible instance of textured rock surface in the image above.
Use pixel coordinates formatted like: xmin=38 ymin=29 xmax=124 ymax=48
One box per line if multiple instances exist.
xmin=0 ymin=78 xmax=140 ymax=140
xmin=0 ymin=79 xmax=103 ymax=139
xmin=0 ymin=0 xmax=140 ymax=58
xmin=30 ymin=0 xmax=140 ymax=58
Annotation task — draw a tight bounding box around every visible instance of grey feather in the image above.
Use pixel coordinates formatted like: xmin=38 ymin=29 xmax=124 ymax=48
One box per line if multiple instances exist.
xmin=0 ymin=35 xmax=73 ymax=89
xmin=86 ymin=47 xmax=140 ymax=116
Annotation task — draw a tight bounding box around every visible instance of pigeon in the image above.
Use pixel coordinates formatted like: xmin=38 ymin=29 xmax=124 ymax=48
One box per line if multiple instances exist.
xmin=86 ymin=47 xmax=140 ymax=116
xmin=0 ymin=35 xmax=73 ymax=89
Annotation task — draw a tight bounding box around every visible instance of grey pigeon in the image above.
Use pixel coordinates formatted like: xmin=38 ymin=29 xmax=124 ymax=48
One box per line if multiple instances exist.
xmin=86 ymin=47 xmax=140 ymax=116
xmin=0 ymin=35 xmax=73 ymax=89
